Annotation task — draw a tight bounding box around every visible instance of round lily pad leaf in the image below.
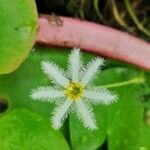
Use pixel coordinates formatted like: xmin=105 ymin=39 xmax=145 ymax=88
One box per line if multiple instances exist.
xmin=0 ymin=108 xmax=69 ymax=150
xmin=0 ymin=0 xmax=38 ymax=74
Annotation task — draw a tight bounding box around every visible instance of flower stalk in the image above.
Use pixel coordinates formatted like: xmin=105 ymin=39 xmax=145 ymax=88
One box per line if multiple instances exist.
xmin=101 ymin=75 xmax=145 ymax=89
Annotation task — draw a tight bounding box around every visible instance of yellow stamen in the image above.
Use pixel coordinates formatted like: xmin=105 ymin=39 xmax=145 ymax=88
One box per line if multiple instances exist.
xmin=65 ymin=82 xmax=84 ymax=100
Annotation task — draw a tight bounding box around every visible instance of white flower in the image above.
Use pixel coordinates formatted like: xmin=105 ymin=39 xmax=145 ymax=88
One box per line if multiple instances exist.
xmin=30 ymin=48 xmax=118 ymax=130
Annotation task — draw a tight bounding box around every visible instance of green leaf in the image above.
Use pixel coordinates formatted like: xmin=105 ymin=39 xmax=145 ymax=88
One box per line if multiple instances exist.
xmin=99 ymin=68 xmax=143 ymax=150
xmin=0 ymin=0 xmax=38 ymax=74
xmin=0 ymin=108 xmax=69 ymax=150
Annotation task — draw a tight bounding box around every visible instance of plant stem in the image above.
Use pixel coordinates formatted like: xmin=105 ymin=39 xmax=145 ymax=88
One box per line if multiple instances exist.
xmin=93 ymin=0 xmax=104 ymax=22
xmin=110 ymin=0 xmax=132 ymax=32
xmin=79 ymin=0 xmax=85 ymax=19
xmin=101 ymin=76 xmax=145 ymax=88
xmin=124 ymin=0 xmax=150 ymax=36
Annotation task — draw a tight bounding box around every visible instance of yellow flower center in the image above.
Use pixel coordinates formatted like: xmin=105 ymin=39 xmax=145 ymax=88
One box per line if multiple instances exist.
xmin=65 ymin=82 xmax=84 ymax=100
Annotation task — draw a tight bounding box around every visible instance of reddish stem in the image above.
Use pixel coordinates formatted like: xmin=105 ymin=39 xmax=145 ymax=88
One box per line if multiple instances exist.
xmin=36 ymin=15 xmax=150 ymax=70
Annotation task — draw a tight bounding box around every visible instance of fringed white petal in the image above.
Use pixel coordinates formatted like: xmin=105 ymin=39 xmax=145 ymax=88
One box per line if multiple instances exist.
xmin=75 ymin=100 xmax=97 ymax=130
xmin=41 ymin=60 xmax=69 ymax=87
xmin=52 ymin=99 xmax=72 ymax=129
xmin=29 ymin=48 xmax=119 ymax=131
xmin=30 ymin=86 xmax=64 ymax=102
xmin=68 ymin=48 xmax=81 ymax=82
xmin=81 ymin=58 xmax=104 ymax=86
xmin=83 ymin=88 xmax=118 ymax=105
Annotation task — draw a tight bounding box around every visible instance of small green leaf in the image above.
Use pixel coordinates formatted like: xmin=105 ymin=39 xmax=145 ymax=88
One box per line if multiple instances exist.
xmin=0 ymin=108 xmax=69 ymax=150
xmin=0 ymin=0 xmax=38 ymax=74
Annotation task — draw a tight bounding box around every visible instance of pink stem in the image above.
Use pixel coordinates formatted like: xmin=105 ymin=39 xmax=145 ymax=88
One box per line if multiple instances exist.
xmin=36 ymin=15 xmax=150 ymax=70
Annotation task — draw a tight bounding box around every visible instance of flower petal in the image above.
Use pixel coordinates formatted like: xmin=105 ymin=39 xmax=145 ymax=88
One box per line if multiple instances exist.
xmin=68 ymin=47 xmax=81 ymax=82
xmin=51 ymin=99 xmax=72 ymax=129
xmin=81 ymin=58 xmax=104 ymax=86
xmin=83 ymin=88 xmax=118 ymax=105
xmin=41 ymin=60 xmax=69 ymax=87
xmin=75 ymin=100 xmax=97 ymax=130
xmin=30 ymin=86 xmax=64 ymax=102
